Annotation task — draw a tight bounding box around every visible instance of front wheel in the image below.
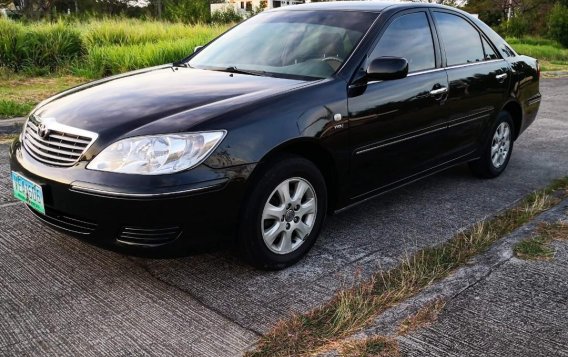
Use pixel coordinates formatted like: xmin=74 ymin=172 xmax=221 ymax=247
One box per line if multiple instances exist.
xmin=238 ymin=156 xmax=327 ymax=270
xmin=469 ymin=111 xmax=514 ymax=178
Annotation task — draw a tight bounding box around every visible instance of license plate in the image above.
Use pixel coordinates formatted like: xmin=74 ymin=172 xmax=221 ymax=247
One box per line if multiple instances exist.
xmin=11 ymin=171 xmax=45 ymax=214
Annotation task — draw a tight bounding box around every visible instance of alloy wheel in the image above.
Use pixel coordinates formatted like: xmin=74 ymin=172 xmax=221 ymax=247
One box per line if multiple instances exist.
xmin=491 ymin=121 xmax=511 ymax=168
xmin=261 ymin=177 xmax=317 ymax=255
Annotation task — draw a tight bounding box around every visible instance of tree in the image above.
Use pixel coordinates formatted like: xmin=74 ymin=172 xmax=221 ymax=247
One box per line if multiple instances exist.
xmin=163 ymin=0 xmax=210 ymax=23
xmin=549 ymin=3 xmax=568 ymax=47
xmin=464 ymin=0 xmax=556 ymax=36
xmin=417 ymin=0 xmax=464 ymax=6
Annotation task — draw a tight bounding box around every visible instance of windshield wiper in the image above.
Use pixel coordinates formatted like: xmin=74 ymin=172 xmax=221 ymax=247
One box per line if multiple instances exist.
xmin=172 ymin=61 xmax=192 ymax=68
xmin=222 ymin=66 xmax=265 ymax=77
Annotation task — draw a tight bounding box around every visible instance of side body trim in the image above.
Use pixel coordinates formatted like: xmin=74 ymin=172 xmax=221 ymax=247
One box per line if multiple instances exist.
xmin=354 ymin=108 xmax=493 ymax=155
xmin=337 ymin=150 xmax=477 ymax=213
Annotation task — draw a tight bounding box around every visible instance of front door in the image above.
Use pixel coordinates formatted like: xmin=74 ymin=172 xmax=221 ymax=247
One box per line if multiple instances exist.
xmin=347 ymin=10 xmax=450 ymax=199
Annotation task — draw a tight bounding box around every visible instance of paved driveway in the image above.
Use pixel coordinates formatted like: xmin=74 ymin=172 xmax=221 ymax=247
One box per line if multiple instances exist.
xmin=1 ymin=78 xmax=567 ymax=356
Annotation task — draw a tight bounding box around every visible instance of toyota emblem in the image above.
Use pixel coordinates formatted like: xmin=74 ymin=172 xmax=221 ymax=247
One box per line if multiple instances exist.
xmin=37 ymin=123 xmax=49 ymax=139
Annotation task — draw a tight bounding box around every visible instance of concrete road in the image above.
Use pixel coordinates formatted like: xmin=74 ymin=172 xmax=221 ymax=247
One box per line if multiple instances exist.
xmin=0 ymin=78 xmax=567 ymax=356
xmin=400 ymin=200 xmax=568 ymax=357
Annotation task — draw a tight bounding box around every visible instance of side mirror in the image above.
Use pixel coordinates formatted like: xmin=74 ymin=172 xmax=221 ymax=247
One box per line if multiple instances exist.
xmin=366 ymin=57 xmax=409 ymax=81
xmin=194 ymin=45 xmax=204 ymax=54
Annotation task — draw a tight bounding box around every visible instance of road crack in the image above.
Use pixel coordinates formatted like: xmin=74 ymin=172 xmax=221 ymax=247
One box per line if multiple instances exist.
xmin=125 ymin=256 xmax=263 ymax=338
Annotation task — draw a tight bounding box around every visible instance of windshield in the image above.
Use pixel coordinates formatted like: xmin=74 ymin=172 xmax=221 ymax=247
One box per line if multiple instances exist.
xmin=188 ymin=10 xmax=378 ymax=80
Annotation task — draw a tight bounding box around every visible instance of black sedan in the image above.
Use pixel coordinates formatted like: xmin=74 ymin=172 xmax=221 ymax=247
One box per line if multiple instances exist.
xmin=9 ymin=2 xmax=541 ymax=269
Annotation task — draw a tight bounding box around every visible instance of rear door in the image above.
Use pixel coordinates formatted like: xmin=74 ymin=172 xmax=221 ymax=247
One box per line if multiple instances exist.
xmin=347 ymin=10 xmax=451 ymax=198
xmin=431 ymin=10 xmax=511 ymax=158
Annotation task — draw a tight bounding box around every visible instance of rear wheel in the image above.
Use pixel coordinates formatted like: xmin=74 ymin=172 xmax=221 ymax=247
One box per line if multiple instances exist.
xmin=238 ymin=156 xmax=327 ymax=270
xmin=469 ymin=111 xmax=514 ymax=178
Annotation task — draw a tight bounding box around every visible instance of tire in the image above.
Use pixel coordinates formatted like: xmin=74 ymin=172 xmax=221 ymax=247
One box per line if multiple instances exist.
xmin=238 ymin=155 xmax=327 ymax=270
xmin=469 ymin=111 xmax=515 ymax=178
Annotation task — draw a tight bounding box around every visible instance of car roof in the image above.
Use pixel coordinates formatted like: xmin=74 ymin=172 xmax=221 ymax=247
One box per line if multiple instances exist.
xmin=268 ymin=1 xmax=451 ymax=13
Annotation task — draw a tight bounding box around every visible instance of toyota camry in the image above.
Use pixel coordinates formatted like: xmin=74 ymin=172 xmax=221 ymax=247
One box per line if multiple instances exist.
xmin=10 ymin=2 xmax=542 ymax=269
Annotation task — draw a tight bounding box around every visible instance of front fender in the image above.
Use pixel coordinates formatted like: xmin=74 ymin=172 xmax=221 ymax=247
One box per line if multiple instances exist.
xmin=203 ymin=78 xmax=350 ymax=169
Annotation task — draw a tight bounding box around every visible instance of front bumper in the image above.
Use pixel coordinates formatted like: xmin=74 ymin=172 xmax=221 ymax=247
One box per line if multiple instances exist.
xmin=9 ymin=138 xmax=255 ymax=250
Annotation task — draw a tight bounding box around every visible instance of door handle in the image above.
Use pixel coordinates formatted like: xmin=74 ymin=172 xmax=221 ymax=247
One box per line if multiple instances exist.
xmin=430 ymin=87 xmax=448 ymax=96
xmin=496 ymin=73 xmax=508 ymax=81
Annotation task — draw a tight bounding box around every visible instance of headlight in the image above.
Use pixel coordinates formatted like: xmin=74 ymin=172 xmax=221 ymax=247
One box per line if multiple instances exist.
xmin=87 ymin=131 xmax=226 ymax=175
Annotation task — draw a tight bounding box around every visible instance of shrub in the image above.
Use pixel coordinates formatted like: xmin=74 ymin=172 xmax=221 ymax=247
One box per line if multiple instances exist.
xmin=211 ymin=7 xmax=244 ymax=24
xmin=163 ymin=0 xmax=211 ymax=24
xmin=549 ymin=4 xmax=568 ymax=48
xmin=504 ymin=15 xmax=530 ymax=38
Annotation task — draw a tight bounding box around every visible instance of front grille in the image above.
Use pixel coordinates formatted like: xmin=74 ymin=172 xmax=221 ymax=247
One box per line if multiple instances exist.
xmin=23 ymin=115 xmax=97 ymax=167
xmin=28 ymin=206 xmax=98 ymax=235
xmin=117 ymin=226 xmax=181 ymax=246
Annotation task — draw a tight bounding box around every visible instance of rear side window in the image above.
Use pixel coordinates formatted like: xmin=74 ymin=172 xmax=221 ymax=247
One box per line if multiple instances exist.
xmin=369 ymin=12 xmax=435 ymax=73
xmin=500 ymin=45 xmax=516 ymax=58
xmin=482 ymin=37 xmax=498 ymax=60
xmin=434 ymin=12 xmax=484 ymax=66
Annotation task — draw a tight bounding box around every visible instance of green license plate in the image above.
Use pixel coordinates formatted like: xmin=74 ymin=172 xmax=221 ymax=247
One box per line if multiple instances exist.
xmin=11 ymin=171 xmax=45 ymax=214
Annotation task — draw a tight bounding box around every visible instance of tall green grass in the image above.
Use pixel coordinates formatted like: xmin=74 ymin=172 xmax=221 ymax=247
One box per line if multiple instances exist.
xmin=0 ymin=20 xmax=84 ymax=73
xmin=0 ymin=99 xmax=35 ymax=118
xmin=83 ymin=38 xmax=209 ymax=77
xmin=506 ymin=36 xmax=568 ymax=63
xmin=80 ymin=20 xmax=227 ymax=77
xmin=0 ymin=18 xmax=229 ymax=78
xmin=81 ymin=19 xmax=225 ymax=47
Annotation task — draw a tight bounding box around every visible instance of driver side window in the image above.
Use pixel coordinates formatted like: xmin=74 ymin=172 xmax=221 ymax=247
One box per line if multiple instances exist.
xmin=369 ymin=12 xmax=436 ymax=73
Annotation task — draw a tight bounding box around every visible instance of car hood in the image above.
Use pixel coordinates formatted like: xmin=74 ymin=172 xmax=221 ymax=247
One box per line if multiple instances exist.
xmin=33 ymin=65 xmax=307 ymax=139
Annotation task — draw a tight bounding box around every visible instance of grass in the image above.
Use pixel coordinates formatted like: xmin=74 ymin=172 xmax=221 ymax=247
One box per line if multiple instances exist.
xmin=397 ymin=299 xmax=446 ymax=336
xmin=514 ymin=221 xmax=568 ymax=260
xmin=77 ymin=21 xmax=227 ymax=78
xmin=0 ymin=71 xmax=86 ymax=118
xmin=0 ymin=134 xmax=18 ymax=144
xmin=540 ymin=61 xmax=568 ymax=73
xmin=507 ymin=36 xmax=568 ymax=72
xmin=0 ymin=20 xmax=84 ymax=73
xmin=80 ymin=19 xmax=226 ymax=47
xmin=0 ymin=18 xmax=229 ymax=78
xmin=247 ymin=177 xmax=568 ymax=357
xmin=80 ymin=37 xmax=212 ymax=78
xmin=0 ymin=18 xmax=230 ymax=117
xmin=329 ymin=299 xmax=446 ymax=356
xmin=0 ymin=99 xmax=34 ymax=119
xmin=514 ymin=235 xmax=554 ymax=260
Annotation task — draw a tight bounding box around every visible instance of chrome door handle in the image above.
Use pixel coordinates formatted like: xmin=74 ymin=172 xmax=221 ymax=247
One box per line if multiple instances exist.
xmin=496 ymin=73 xmax=508 ymax=81
xmin=430 ymin=87 xmax=448 ymax=96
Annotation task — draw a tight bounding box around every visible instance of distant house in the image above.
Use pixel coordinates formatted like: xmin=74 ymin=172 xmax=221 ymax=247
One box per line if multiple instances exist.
xmin=211 ymin=0 xmax=310 ymax=15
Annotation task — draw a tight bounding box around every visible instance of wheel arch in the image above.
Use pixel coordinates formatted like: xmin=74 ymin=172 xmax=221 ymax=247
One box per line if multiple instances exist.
xmin=500 ymin=99 xmax=523 ymax=141
xmin=244 ymin=138 xmax=340 ymax=212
